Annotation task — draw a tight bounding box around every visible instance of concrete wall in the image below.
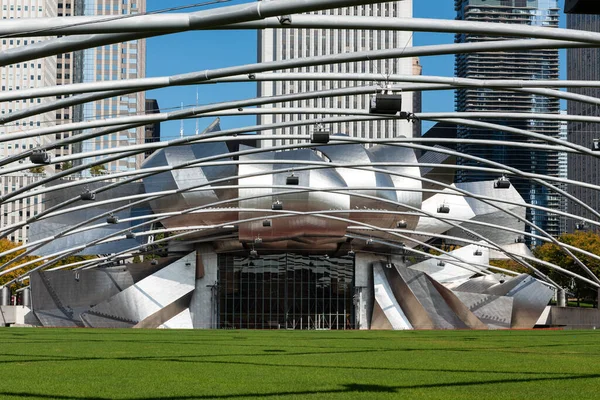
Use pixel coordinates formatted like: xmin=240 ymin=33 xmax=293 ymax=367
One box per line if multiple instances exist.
xmin=189 ymin=244 xmax=218 ymax=329
xmin=538 ymin=306 xmax=600 ymax=329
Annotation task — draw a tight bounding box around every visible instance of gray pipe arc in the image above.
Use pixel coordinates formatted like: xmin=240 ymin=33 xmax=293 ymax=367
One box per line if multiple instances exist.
xmin=6 ymin=158 xmax=567 ymax=286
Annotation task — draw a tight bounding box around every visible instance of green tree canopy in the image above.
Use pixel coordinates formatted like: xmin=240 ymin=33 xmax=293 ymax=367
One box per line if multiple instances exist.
xmin=534 ymin=231 xmax=600 ymax=305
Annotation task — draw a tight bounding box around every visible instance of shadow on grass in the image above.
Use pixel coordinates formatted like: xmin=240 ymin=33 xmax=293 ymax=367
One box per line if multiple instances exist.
xmin=3 ymin=375 xmax=600 ymax=399
xmin=0 ymin=350 xmax=579 ymax=377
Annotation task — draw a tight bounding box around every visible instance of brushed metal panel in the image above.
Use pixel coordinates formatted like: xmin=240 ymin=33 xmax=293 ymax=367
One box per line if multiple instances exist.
xmin=370 ymin=301 xmax=394 ymax=330
xmin=392 ymin=266 xmax=470 ymax=329
xmin=159 ymin=308 xmax=194 ymax=329
xmin=453 ymin=291 xmax=513 ymax=329
xmin=134 ymin=292 xmax=193 ymax=329
xmin=30 ymin=268 xmax=134 ymax=327
xmin=368 ymin=143 xmax=422 ymax=230
xmin=372 ymin=263 xmax=412 ymax=330
xmin=415 ymin=188 xmax=476 ymax=238
xmin=28 ymin=181 xmax=149 ymax=256
xmin=142 ymin=140 xmax=237 ymax=229
xmin=453 ymin=274 xmax=503 ymax=294
xmin=125 ymin=257 xmax=180 ymax=283
xmin=238 ymin=148 xmax=349 ymax=244
xmin=316 ymin=141 xmax=398 ymax=230
xmin=380 ymin=263 xmax=435 ymax=329
xmin=427 ymin=277 xmax=488 ymax=330
xmin=81 ymin=253 xmax=196 ymax=327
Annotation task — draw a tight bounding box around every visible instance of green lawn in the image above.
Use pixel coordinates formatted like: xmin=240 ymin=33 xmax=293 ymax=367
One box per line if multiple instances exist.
xmin=1 ymin=328 xmax=599 ymax=399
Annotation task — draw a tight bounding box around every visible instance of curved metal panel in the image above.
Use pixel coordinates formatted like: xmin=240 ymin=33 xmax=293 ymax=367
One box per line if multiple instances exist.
xmin=368 ymin=141 xmax=423 ymax=232
xmin=142 ymin=123 xmax=237 ymax=229
xmin=238 ymin=148 xmax=349 ymax=246
xmin=316 ymin=140 xmax=398 ymax=231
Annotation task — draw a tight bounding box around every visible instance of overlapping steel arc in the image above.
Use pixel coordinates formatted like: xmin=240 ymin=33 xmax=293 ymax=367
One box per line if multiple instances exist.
xmin=1 ymin=152 xmax=595 ymax=289
xmin=1 ymin=130 xmax=596 ymax=280
xmin=1 ymin=0 xmax=600 ymax=306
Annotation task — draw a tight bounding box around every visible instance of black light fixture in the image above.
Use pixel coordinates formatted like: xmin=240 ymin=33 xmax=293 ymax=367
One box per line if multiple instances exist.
xmin=592 ymin=139 xmax=600 ymax=151
xmin=185 ymin=262 xmax=192 ymax=268
xmin=272 ymin=200 xmax=283 ymax=210
xmin=397 ymin=220 xmax=408 ymax=229
xmin=437 ymin=203 xmax=450 ymax=214
xmin=254 ymin=237 xmax=263 ymax=244
xmin=150 ymin=259 xmax=158 ymax=266
xmin=80 ymin=190 xmax=96 ymax=201
xmin=473 ymin=249 xmax=482 ymax=256
xmin=286 ymin=173 xmax=299 ymax=185
xmin=347 ymin=249 xmax=355 ymax=257
xmin=125 ymin=231 xmax=136 ymax=239
xmin=311 ymin=123 xmax=330 ymax=144
xmin=437 ymin=260 xmax=446 ymax=267
xmin=30 ymin=149 xmax=51 ymax=164
xmin=369 ymin=91 xmax=403 ymax=115
xmin=262 ymin=219 xmax=272 ymax=227
xmin=494 ymin=175 xmax=511 ymax=189
xmin=249 ymin=249 xmax=258 ymax=259
xmin=106 ymin=214 xmax=119 ymax=224
xmin=515 ymin=236 xmax=525 ymax=244
xmin=278 ymin=14 xmax=292 ymax=24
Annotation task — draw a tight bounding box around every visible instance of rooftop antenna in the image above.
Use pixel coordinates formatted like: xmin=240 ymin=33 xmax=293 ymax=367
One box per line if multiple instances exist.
xmin=180 ymin=102 xmax=184 ymax=138
xmin=195 ymin=88 xmax=199 ymax=135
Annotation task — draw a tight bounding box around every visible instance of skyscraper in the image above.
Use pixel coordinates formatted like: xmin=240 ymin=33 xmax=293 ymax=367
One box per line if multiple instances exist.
xmin=0 ymin=0 xmax=57 ymax=243
xmin=257 ymin=0 xmax=415 ymax=147
xmin=566 ymin=13 xmax=600 ymax=233
xmin=454 ymin=0 xmax=561 ymax=242
xmin=79 ymin=0 xmax=146 ymax=173
xmin=0 ymin=0 xmax=146 ymax=244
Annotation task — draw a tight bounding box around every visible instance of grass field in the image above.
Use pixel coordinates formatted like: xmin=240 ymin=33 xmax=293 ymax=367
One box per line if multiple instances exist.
xmin=0 ymin=329 xmax=600 ymax=399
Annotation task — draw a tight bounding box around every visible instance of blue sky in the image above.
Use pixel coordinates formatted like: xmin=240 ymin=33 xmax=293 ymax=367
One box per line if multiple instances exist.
xmin=146 ymin=0 xmax=567 ymax=138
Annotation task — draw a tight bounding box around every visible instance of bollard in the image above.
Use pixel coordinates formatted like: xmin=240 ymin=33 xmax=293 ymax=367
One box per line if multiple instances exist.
xmin=22 ymin=287 xmax=31 ymax=308
xmin=0 ymin=286 xmax=9 ymax=306
xmin=557 ymin=288 xmax=567 ymax=307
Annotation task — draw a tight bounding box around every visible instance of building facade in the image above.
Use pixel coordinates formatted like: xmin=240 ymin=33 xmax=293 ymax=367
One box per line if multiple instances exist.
xmin=257 ymin=0 xmax=415 ymax=147
xmin=80 ymin=0 xmax=146 ymax=173
xmin=0 ymin=0 xmax=57 ymax=243
xmin=0 ymin=0 xmax=145 ymax=244
xmin=454 ymin=0 xmax=561 ymax=243
xmin=144 ymin=99 xmax=160 ymax=158
xmin=566 ymin=13 xmax=600 ymax=233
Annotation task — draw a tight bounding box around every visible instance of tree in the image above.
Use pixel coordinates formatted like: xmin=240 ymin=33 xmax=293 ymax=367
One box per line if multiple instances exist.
xmin=489 ymin=259 xmax=531 ymax=275
xmin=60 ymin=161 xmax=73 ymax=170
xmin=0 ymin=239 xmax=42 ymax=293
xmin=534 ymin=231 xmax=600 ymax=307
xmin=28 ymin=166 xmax=45 ymax=174
xmin=89 ymin=164 xmax=107 ymax=176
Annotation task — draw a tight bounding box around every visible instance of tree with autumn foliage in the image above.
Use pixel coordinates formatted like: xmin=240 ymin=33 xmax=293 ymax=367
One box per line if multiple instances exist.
xmin=0 ymin=239 xmax=96 ymax=294
xmin=533 ymin=231 xmax=600 ymax=307
xmin=0 ymin=238 xmax=42 ymax=293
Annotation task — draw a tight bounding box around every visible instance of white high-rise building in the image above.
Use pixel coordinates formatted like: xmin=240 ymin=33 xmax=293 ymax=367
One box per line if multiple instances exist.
xmin=257 ymin=1 xmax=414 ymax=147
xmin=0 ymin=0 xmax=57 ymax=243
xmin=0 ymin=0 xmax=146 ymax=244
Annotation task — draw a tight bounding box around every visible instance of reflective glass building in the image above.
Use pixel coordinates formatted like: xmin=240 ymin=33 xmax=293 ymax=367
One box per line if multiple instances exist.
xmin=566 ymin=13 xmax=600 ymax=233
xmin=454 ymin=0 xmax=561 ymax=243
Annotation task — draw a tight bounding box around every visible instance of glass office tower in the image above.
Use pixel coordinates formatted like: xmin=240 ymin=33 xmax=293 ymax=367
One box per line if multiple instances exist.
xmin=454 ymin=0 xmax=561 ymax=243
xmin=566 ymin=13 xmax=600 ymax=233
